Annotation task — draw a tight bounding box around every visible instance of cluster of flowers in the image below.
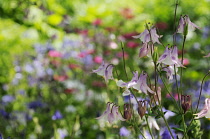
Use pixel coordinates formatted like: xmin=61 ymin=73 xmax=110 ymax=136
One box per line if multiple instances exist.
xmin=93 ymin=15 xmax=210 ymax=138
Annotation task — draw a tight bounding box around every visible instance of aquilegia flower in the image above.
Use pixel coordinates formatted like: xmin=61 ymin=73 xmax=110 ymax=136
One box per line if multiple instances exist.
xmin=92 ymin=61 xmax=114 ymax=82
xmin=204 ymin=53 xmax=210 ymax=58
xmin=133 ymin=72 xmax=155 ymax=94
xmin=158 ymin=46 xmax=184 ymax=67
xmin=138 ymin=43 xmax=154 ymax=58
xmin=117 ymin=71 xmax=138 ymax=96
xmin=162 ymin=65 xmax=177 ymax=81
xmin=96 ymin=103 xmax=126 ymax=124
xmin=133 ymin=27 xmax=162 ymax=44
xmin=177 ymin=15 xmax=200 ymax=34
xmin=194 ymin=98 xmax=210 ymax=119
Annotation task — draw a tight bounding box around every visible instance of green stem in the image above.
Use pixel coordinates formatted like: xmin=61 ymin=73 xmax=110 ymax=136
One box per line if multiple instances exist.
xmin=173 ymin=0 xmax=179 ymax=45
xmin=180 ymin=35 xmax=186 ymax=96
xmin=121 ymin=42 xmax=129 ymax=81
xmin=145 ymin=115 xmax=154 ymax=139
xmin=195 ymin=71 xmax=210 ymax=113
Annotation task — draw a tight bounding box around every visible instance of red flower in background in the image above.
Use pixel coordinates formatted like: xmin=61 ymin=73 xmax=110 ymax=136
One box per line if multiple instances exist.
xmin=53 ymin=75 xmax=68 ymax=82
xmin=92 ymin=19 xmax=102 ymax=26
xmin=155 ymin=22 xmax=168 ymax=30
xmin=120 ymin=8 xmax=135 ymax=19
xmin=127 ymin=41 xmax=139 ymax=48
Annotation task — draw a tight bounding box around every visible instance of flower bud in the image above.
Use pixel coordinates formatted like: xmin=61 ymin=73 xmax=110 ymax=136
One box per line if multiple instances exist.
xmin=181 ymin=95 xmax=191 ymax=114
xmin=152 ymin=46 xmax=159 ymax=63
xmin=138 ymin=100 xmax=147 ymax=118
xmin=123 ymin=103 xmax=132 ymax=120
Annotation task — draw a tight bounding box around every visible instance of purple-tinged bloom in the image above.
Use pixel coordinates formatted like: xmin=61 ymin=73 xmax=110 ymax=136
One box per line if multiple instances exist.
xmin=133 ymin=72 xmax=154 ymax=94
xmin=2 ymin=95 xmax=15 ymax=103
xmin=93 ymin=61 xmax=114 ymax=82
xmin=162 ymin=65 xmax=177 ymax=81
xmin=28 ymin=100 xmax=44 ymax=109
xmin=133 ymin=27 xmax=162 ymax=44
xmin=96 ymin=103 xmax=126 ymax=124
xmin=194 ymin=98 xmax=210 ymax=119
xmin=158 ymin=46 xmax=184 ymax=67
xmin=0 ymin=109 xmax=10 ymax=119
xmin=138 ymin=43 xmax=154 ymax=58
xmin=177 ymin=15 xmax=201 ymax=34
xmin=117 ymin=71 xmax=138 ymax=96
xmin=57 ymin=128 xmax=68 ymax=139
xmin=52 ymin=110 xmax=63 ymax=120
xmin=147 ymin=116 xmax=160 ymax=130
xmin=119 ymin=127 xmax=130 ymax=137
xmin=161 ymin=128 xmax=176 ymax=139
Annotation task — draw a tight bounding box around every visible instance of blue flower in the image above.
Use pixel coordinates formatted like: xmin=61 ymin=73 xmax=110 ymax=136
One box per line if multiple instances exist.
xmin=119 ymin=127 xmax=130 ymax=137
xmin=52 ymin=110 xmax=63 ymax=120
xmin=28 ymin=100 xmax=44 ymax=109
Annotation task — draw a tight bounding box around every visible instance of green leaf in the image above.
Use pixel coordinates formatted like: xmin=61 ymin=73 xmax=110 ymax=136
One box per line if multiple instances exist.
xmin=172 ymin=127 xmax=184 ymax=132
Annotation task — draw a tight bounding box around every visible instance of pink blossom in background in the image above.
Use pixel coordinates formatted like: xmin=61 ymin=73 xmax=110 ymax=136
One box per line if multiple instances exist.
xmin=120 ymin=8 xmax=134 ymax=19
xmin=92 ymin=19 xmax=102 ymax=26
xmin=93 ymin=56 xmax=103 ymax=64
xmin=182 ymin=58 xmax=190 ymax=66
xmin=53 ymin=75 xmax=68 ymax=82
xmin=68 ymin=64 xmax=81 ymax=70
xmin=48 ymin=50 xmax=62 ymax=58
xmin=116 ymin=52 xmax=129 ymax=59
xmin=155 ymin=22 xmax=168 ymax=30
xmin=127 ymin=41 xmax=139 ymax=48
xmin=122 ymin=32 xmax=138 ymax=39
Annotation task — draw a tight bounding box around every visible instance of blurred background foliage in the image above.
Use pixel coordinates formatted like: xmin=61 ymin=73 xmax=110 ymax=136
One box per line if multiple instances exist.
xmin=0 ymin=0 xmax=209 ymax=138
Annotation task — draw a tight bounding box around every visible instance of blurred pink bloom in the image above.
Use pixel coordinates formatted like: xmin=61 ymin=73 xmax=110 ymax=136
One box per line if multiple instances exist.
xmin=182 ymin=58 xmax=190 ymax=66
xmin=194 ymin=98 xmax=210 ymax=119
xmin=48 ymin=50 xmax=62 ymax=58
xmin=133 ymin=27 xmax=162 ymax=44
xmin=122 ymin=32 xmax=138 ymax=39
xmin=177 ymin=15 xmax=201 ymax=34
xmin=53 ymin=75 xmax=68 ymax=82
xmin=116 ymin=52 xmax=129 ymax=59
xmin=204 ymin=53 xmax=210 ymax=58
xmin=155 ymin=22 xmax=168 ymax=30
xmin=120 ymin=8 xmax=134 ymax=19
xmin=127 ymin=41 xmax=139 ymax=48
xmin=93 ymin=56 xmax=103 ymax=64
xmin=68 ymin=64 xmax=81 ymax=70
xmin=92 ymin=19 xmax=102 ymax=26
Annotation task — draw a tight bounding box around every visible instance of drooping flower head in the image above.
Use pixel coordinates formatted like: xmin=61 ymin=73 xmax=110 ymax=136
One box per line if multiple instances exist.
xmin=158 ymin=46 xmax=184 ymax=67
xmin=116 ymin=71 xmax=139 ymax=96
xmin=133 ymin=27 xmax=162 ymax=44
xmin=133 ymin=72 xmax=155 ymax=94
xmin=96 ymin=103 xmax=126 ymax=124
xmin=92 ymin=61 xmax=114 ymax=82
xmin=194 ymin=98 xmax=210 ymax=119
xmin=138 ymin=43 xmax=154 ymax=58
xmin=177 ymin=15 xmax=201 ymax=34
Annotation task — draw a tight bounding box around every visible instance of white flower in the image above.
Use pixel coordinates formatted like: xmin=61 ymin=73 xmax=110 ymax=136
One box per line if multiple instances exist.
xmin=194 ymin=98 xmax=210 ymax=119
xmin=177 ymin=15 xmax=201 ymax=34
xmin=92 ymin=61 xmax=114 ymax=82
xmin=133 ymin=72 xmax=155 ymax=94
xmin=133 ymin=27 xmax=162 ymax=44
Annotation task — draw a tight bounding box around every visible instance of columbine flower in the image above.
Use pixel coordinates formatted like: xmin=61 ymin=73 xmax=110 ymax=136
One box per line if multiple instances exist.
xmin=133 ymin=72 xmax=155 ymax=94
xmin=96 ymin=103 xmax=126 ymax=124
xmin=52 ymin=110 xmax=63 ymax=120
xmin=181 ymin=95 xmax=191 ymax=113
xmin=158 ymin=46 xmax=184 ymax=67
xmin=138 ymin=43 xmax=154 ymax=58
xmin=133 ymin=27 xmax=161 ymax=44
xmin=123 ymin=103 xmax=132 ymax=120
xmin=177 ymin=15 xmax=201 ymax=34
xmin=147 ymin=116 xmax=160 ymax=130
xmin=162 ymin=65 xmax=177 ymax=81
xmin=117 ymin=71 xmax=138 ymax=96
xmin=138 ymin=100 xmax=147 ymax=118
xmin=194 ymin=98 xmax=210 ymax=119
xmin=92 ymin=61 xmax=114 ymax=82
